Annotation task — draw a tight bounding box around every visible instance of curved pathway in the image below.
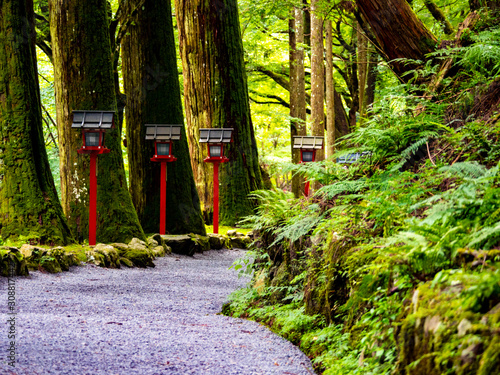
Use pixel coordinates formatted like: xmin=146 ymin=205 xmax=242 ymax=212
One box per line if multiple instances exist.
xmin=1 ymin=250 xmax=314 ymax=374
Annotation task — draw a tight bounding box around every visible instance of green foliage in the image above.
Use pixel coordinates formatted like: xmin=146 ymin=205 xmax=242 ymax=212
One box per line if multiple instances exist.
xmin=458 ymin=26 xmax=500 ymax=77
xmin=238 ymin=189 xmax=296 ymax=231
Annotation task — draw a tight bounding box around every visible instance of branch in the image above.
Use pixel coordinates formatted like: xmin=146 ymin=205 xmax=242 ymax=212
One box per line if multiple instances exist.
xmin=40 ymin=103 xmax=58 ymax=146
xmin=249 ymin=66 xmax=312 ymax=104
xmin=423 ymin=0 xmax=455 ymax=35
xmin=249 ymin=92 xmax=311 ymax=114
xmin=114 ymin=0 xmax=147 ymax=50
xmin=36 ymin=39 xmax=52 ymax=63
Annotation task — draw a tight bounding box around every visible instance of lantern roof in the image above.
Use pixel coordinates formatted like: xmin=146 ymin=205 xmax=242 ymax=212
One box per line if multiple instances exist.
xmin=71 ymin=110 xmax=115 ymax=129
xmin=199 ymin=128 xmax=233 ymax=143
xmin=292 ymin=136 xmax=324 ymax=150
xmin=145 ymin=124 xmax=182 ymax=141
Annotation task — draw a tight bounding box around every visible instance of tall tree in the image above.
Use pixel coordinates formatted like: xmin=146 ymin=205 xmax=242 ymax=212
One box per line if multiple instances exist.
xmin=310 ymin=0 xmax=325 ymax=161
xmin=121 ymin=0 xmax=205 ymax=235
xmin=290 ymin=6 xmax=307 ymax=197
xmin=0 ymin=0 xmax=73 ymax=244
xmin=356 ymin=0 xmax=437 ymax=80
xmin=325 ymin=20 xmax=336 ymax=159
xmin=49 ymin=0 xmax=144 ymax=243
xmin=175 ymin=0 xmax=263 ymax=226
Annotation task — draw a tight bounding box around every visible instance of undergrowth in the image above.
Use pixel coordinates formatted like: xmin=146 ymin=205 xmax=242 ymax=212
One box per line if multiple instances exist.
xmin=224 ymin=22 xmax=500 ymax=375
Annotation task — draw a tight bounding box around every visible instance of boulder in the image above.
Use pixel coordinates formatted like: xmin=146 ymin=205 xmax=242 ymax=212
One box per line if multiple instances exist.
xmin=152 ymin=245 xmax=166 ymax=257
xmin=112 ymin=242 xmax=155 ymax=268
xmin=189 ymin=234 xmax=211 ymax=253
xmin=119 ymin=257 xmax=134 ymax=268
xmin=161 ymin=235 xmax=197 ymax=256
xmin=49 ymin=247 xmax=79 ymax=271
xmin=147 ymin=234 xmax=171 ymax=256
xmin=229 ymin=235 xmax=252 ymax=249
xmin=207 ymin=234 xmax=226 ymax=250
xmin=92 ymin=244 xmax=120 ymax=268
xmin=0 ymin=247 xmax=29 ymax=277
xmin=22 ymin=246 xmax=77 ymax=273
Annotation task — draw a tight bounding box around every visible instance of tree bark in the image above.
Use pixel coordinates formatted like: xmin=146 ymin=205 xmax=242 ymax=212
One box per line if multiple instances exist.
xmin=348 ymin=27 xmax=359 ymax=129
xmin=310 ymin=0 xmax=325 ymax=161
xmin=423 ymin=0 xmax=454 ymax=35
xmin=325 ymin=20 xmax=336 ymax=159
xmin=334 ymin=90 xmax=350 ymax=139
xmin=364 ymin=47 xmax=378 ymax=115
xmin=290 ymin=6 xmax=307 ymax=197
xmin=357 ymin=22 xmax=368 ymax=123
xmin=49 ymin=0 xmax=144 ymax=243
xmin=0 ymin=0 xmax=73 ymax=244
xmin=356 ymin=0 xmax=437 ymax=80
xmin=175 ymin=0 xmax=263 ymax=226
xmin=121 ymin=0 xmax=205 ymax=235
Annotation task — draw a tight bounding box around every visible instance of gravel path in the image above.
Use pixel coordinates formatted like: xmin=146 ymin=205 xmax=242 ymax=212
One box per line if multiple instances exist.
xmin=1 ymin=250 xmax=314 ymax=374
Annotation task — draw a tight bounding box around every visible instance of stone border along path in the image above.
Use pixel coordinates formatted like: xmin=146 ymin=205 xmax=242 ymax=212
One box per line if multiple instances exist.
xmin=1 ymin=249 xmax=315 ymax=374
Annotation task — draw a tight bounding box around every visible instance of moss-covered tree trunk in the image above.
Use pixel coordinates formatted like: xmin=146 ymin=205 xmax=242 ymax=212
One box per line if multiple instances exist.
xmin=121 ymin=0 xmax=205 ymax=235
xmin=325 ymin=20 xmax=336 ymax=159
xmin=310 ymin=0 xmax=325 ymax=162
xmin=290 ymin=7 xmax=307 ymax=197
xmin=0 ymin=0 xmax=73 ymax=244
xmin=356 ymin=0 xmax=437 ymax=80
xmin=49 ymin=0 xmax=144 ymax=243
xmin=175 ymin=0 xmax=263 ymax=226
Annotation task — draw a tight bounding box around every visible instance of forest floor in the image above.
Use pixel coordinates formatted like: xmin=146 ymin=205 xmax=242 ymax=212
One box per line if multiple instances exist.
xmin=1 ymin=249 xmax=314 ymax=374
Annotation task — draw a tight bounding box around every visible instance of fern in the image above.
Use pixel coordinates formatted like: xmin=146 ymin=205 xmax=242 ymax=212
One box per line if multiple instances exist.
xmin=271 ymin=204 xmax=324 ymax=245
xmin=439 ymin=161 xmax=487 ymax=179
xmin=316 ymin=179 xmax=369 ymax=199
xmin=239 ymin=189 xmax=296 ymax=230
xmin=459 ymin=27 xmax=500 ymax=77
xmin=467 ymin=221 xmax=500 ymax=250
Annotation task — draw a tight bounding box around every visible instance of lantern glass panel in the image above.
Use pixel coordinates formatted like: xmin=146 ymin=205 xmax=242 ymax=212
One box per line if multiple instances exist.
xmin=85 ymin=132 xmax=100 ymax=147
xmin=302 ymin=151 xmax=314 ymax=162
xmin=157 ymin=142 xmax=170 ymax=156
xmin=209 ymin=145 xmax=222 ymax=157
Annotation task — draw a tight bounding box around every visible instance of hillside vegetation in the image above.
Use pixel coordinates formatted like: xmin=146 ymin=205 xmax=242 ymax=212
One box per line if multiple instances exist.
xmin=223 ymin=19 xmax=500 ymax=375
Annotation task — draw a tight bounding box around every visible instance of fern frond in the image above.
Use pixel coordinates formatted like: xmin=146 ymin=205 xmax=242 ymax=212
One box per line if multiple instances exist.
xmin=316 ymin=180 xmax=368 ymax=199
xmin=439 ymin=162 xmax=487 ymax=179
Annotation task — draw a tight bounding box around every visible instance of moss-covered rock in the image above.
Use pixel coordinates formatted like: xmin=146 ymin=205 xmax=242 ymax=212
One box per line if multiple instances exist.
xmin=0 ymin=247 xmax=29 ymax=276
xmin=229 ymin=235 xmax=252 ymax=249
xmin=20 ymin=245 xmax=78 ymax=273
xmin=119 ymin=257 xmax=134 ymax=268
xmin=207 ymin=233 xmax=227 ymax=250
xmin=189 ymin=234 xmax=211 ymax=253
xmin=50 ymin=247 xmax=79 ymax=271
xmin=152 ymin=245 xmax=166 ymax=257
xmin=161 ymin=235 xmax=197 ymax=256
xmin=112 ymin=242 xmax=155 ymax=268
xmin=92 ymin=244 xmax=120 ymax=268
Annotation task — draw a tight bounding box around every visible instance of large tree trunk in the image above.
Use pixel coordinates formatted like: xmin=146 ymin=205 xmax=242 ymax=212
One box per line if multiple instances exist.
xmin=175 ymin=0 xmax=263 ymax=226
xmin=356 ymin=0 xmax=437 ymax=80
xmin=121 ymin=0 xmax=205 ymax=235
xmin=290 ymin=6 xmax=307 ymax=197
xmin=0 ymin=0 xmax=73 ymax=244
xmin=49 ymin=0 xmax=144 ymax=243
xmin=325 ymin=20 xmax=336 ymax=159
xmin=310 ymin=0 xmax=325 ymax=161
xmin=357 ymin=22 xmax=368 ymax=123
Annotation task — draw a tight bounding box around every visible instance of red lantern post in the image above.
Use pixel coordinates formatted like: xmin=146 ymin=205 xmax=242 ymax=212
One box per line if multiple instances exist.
xmin=199 ymin=129 xmax=233 ymax=234
xmin=72 ymin=111 xmax=114 ymax=246
xmin=293 ymin=136 xmax=324 ymax=197
xmin=145 ymin=125 xmax=182 ymax=235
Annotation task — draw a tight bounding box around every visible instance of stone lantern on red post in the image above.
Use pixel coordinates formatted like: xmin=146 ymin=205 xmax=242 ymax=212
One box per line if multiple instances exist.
xmin=71 ymin=110 xmax=114 ymax=246
xmin=292 ymin=136 xmax=324 ymax=197
xmin=199 ymin=128 xmax=233 ymax=234
xmin=145 ymin=124 xmax=182 ymax=235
